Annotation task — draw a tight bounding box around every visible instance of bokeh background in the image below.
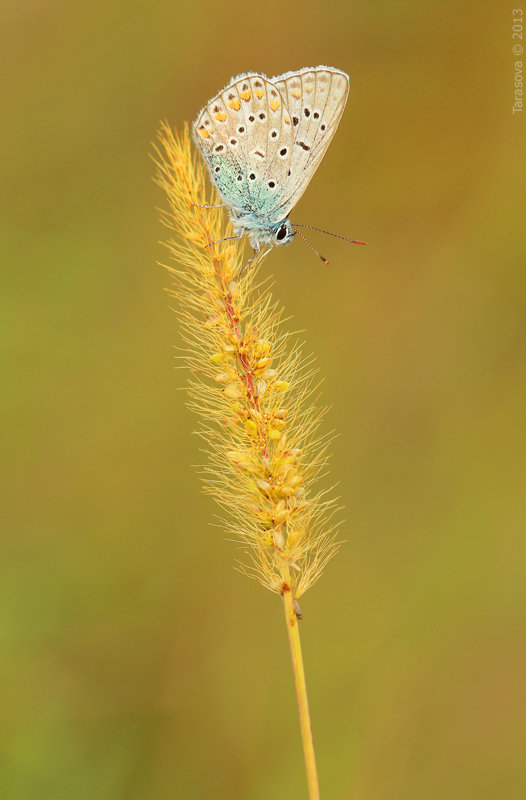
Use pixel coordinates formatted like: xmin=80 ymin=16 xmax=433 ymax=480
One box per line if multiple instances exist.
xmin=2 ymin=0 xmax=525 ymax=798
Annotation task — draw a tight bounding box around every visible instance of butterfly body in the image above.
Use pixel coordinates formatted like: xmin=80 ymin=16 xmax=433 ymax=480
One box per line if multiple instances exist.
xmin=230 ymin=210 xmax=295 ymax=249
xmin=193 ymin=67 xmax=350 ymax=258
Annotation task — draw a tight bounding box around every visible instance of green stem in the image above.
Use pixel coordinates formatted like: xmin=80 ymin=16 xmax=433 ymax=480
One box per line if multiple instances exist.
xmin=282 ymin=582 xmax=320 ymax=800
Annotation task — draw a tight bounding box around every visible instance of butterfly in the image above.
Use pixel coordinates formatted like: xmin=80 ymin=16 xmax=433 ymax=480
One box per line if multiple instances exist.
xmin=193 ymin=66 xmax=366 ymax=267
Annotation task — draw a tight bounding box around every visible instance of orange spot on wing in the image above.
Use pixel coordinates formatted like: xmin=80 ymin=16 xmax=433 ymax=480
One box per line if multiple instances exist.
xmin=214 ymin=111 xmax=227 ymax=122
xmin=270 ymin=99 xmax=280 ymax=111
xmin=240 ymin=90 xmax=251 ymax=101
xmin=291 ymin=90 xmax=301 ymax=99
xmin=255 ymin=89 xmax=264 ymax=98
xmin=228 ymin=98 xmax=241 ymax=110
xmin=284 ymin=117 xmax=291 ymax=125
xmin=198 ymin=127 xmax=210 ymax=138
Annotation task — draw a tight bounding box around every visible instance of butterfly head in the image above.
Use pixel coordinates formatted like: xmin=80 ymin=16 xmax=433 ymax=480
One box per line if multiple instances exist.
xmin=271 ymin=218 xmax=295 ymax=247
xmin=237 ymin=213 xmax=296 ymax=250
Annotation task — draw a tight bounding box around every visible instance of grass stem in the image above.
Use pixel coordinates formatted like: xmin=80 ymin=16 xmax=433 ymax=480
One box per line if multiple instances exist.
xmin=282 ymin=578 xmax=320 ymax=800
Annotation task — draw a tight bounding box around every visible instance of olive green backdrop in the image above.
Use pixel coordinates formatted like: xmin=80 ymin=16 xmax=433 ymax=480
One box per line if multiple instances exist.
xmin=2 ymin=0 xmax=525 ymax=798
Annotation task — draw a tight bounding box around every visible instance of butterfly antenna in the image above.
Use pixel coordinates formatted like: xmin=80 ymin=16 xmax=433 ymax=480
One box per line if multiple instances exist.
xmin=293 ymin=223 xmax=367 ymax=247
xmin=294 ymin=229 xmax=330 ymax=265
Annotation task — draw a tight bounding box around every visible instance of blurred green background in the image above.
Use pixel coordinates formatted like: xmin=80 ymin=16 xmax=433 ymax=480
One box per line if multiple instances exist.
xmin=2 ymin=0 xmax=525 ymax=798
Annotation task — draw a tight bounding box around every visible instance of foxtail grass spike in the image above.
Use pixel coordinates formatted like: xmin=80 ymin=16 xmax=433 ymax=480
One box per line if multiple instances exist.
xmin=153 ymin=122 xmax=344 ymax=800
xmin=152 ymin=123 xmax=340 ymax=600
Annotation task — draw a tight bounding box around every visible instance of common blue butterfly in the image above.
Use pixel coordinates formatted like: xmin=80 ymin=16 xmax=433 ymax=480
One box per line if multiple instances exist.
xmin=194 ymin=66 xmax=365 ymax=267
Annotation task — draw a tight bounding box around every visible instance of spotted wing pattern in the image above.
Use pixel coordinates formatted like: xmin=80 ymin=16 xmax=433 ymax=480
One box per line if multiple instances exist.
xmin=193 ymin=73 xmax=295 ymax=218
xmin=270 ymin=67 xmax=349 ymax=215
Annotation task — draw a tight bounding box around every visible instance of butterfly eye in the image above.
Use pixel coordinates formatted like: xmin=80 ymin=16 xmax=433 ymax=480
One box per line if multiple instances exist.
xmin=276 ymin=226 xmax=287 ymax=241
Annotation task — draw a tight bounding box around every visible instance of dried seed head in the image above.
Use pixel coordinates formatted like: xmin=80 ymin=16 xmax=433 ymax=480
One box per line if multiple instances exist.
xmin=245 ymin=419 xmax=258 ymax=436
xmin=255 ymin=379 xmax=267 ymax=397
xmin=273 ymin=528 xmax=285 ymax=550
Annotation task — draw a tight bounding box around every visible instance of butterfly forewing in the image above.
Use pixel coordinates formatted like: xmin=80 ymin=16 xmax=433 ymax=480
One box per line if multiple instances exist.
xmin=194 ymin=73 xmax=295 ymax=219
xmin=270 ymin=67 xmax=349 ymax=215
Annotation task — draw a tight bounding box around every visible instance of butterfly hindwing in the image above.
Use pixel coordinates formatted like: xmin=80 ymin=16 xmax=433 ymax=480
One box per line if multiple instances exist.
xmin=194 ymin=73 xmax=295 ymax=219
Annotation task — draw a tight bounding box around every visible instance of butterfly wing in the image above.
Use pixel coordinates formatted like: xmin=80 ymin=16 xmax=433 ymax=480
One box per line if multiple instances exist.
xmin=270 ymin=66 xmax=350 ymax=216
xmin=193 ymin=73 xmax=295 ymax=220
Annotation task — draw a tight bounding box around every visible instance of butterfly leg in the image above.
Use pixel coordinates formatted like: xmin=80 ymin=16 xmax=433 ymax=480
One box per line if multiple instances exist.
xmin=238 ymin=245 xmax=271 ymax=277
xmin=204 ymin=233 xmax=243 ymax=249
xmin=238 ymin=243 xmax=260 ymax=275
xmin=256 ymin=247 xmax=271 ymax=269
